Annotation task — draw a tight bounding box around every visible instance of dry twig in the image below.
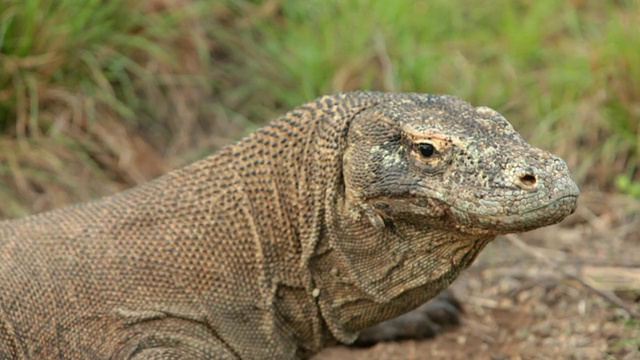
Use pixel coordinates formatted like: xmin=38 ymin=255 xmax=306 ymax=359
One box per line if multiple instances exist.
xmin=505 ymin=234 xmax=640 ymax=319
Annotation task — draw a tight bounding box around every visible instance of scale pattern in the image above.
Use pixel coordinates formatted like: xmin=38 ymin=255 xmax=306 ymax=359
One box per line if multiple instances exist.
xmin=0 ymin=92 xmax=579 ymax=359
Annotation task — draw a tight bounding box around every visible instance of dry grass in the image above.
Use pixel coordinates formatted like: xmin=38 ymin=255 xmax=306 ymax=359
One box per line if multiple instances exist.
xmin=1 ymin=0 xmax=639 ymax=218
xmin=0 ymin=0 xmax=213 ymax=216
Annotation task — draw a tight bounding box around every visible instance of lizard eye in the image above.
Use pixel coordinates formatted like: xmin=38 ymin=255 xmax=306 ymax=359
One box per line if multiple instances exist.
xmin=416 ymin=143 xmax=435 ymax=158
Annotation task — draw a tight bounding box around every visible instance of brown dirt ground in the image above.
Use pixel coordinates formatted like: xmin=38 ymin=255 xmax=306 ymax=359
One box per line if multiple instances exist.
xmin=314 ymin=191 xmax=640 ymax=360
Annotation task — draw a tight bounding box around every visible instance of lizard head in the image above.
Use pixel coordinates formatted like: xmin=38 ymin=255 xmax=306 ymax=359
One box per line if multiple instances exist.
xmin=312 ymin=93 xmax=580 ymax=341
xmin=342 ymin=93 xmax=579 ymax=235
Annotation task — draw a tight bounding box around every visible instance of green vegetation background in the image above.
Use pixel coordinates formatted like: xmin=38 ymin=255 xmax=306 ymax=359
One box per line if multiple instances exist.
xmin=1 ymin=0 xmax=638 ymax=218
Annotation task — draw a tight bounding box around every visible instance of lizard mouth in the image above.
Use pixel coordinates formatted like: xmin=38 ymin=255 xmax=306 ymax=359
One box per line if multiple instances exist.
xmin=520 ymin=194 xmax=579 ymax=216
xmin=450 ymin=193 xmax=579 ymax=234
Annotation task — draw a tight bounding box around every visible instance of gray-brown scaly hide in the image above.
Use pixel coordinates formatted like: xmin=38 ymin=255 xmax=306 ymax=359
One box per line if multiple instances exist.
xmin=0 ymin=92 xmax=578 ymax=359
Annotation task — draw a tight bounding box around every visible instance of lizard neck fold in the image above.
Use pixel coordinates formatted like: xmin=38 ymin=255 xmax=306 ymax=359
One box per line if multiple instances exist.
xmin=282 ymin=92 xmax=494 ymax=346
xmin=311 ymin=188 xmax=494 ymax=343
xmin=223 ymin=92 xmax=386 ymax=354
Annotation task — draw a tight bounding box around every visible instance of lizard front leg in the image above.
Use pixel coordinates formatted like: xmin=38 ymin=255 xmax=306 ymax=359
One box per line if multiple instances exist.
xmin=112 ymin=309 xmax=240 ymax=360
xmin=351 ymin=289 xmax=462 ymax=347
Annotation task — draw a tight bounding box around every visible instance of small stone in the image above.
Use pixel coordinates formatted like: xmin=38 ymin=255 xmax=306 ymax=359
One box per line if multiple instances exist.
xmin=456 ymin=335 xmax=467 ymax=345
xmin=312 ymin=288 xmax=320 ymax=298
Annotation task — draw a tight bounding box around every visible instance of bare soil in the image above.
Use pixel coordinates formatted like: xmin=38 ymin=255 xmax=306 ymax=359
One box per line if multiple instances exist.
xmin=315 ymin=191 xmax=640 ymax=359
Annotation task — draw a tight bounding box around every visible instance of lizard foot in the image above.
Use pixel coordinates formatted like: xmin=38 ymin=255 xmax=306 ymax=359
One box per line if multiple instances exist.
xmin=350 ymin=289 xmax=462 ymax=347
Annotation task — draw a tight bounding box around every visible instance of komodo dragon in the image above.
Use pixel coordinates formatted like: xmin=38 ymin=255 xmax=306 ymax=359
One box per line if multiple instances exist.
xmin=0 ymin=91 xmax=579 ymax=359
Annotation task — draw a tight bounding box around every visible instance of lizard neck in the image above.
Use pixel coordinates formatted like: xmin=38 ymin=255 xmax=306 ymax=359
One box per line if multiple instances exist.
xmin=208 ymin=93 xmax=385 ymax=355
xmin=273 ymin=92 xmax=491 ymax=347
xmin=307 ymin=166 xmax=495 ymax=344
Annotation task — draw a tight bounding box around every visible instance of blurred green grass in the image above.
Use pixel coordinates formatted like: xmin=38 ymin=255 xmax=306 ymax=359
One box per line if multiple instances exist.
xmin=1 ymin=0 xmax=639 ymax=217
xmin=210 ymin=0 xmax=639 ymax=187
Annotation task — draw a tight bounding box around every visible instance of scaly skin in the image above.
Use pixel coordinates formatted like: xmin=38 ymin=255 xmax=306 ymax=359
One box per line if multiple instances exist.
xmin=0 ymin=92 xmax=578 ymax=359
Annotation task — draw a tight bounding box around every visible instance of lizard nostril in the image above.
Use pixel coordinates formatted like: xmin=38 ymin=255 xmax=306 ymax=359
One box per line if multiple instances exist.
xmin=519 ymin=173 xmax=537 ymax=187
